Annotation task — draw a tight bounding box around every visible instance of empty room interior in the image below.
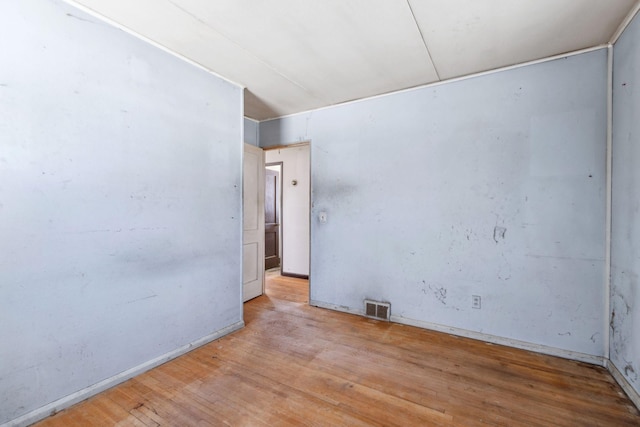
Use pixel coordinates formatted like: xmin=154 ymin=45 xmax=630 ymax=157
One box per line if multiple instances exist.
xmin=3 ymin=0 xmax=640 ymax=425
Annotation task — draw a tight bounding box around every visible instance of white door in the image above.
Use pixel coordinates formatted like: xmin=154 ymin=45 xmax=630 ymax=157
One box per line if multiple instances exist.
xmin=242 ymin=144 xmax=265 ymax=302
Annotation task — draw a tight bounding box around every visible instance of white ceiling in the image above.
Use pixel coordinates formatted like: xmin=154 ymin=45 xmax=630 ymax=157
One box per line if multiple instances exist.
xmin=68 ymin=0 xmax=638 ymax=120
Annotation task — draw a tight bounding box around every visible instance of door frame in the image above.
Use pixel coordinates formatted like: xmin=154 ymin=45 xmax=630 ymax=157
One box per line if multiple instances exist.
xmin=263 ymin=142 xmax=311 ymax=285
xmin=266 ymin=162 xmax=284 ymax=270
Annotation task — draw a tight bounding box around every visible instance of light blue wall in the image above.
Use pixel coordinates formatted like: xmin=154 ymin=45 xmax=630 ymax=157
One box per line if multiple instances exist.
xmin=244 ymin=117 xmax=260 ymax=146
xmin=261 ymin=50 xmax=608 ymax=357
xmin=0 ymin=0 xmax=243 ymax=424
xmin=611 ymin=10 xmax=640 ymax=397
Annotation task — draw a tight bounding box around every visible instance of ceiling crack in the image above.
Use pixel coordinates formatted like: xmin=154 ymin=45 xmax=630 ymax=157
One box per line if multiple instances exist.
xmin=406 ymin=0 xmax=441 ymax=81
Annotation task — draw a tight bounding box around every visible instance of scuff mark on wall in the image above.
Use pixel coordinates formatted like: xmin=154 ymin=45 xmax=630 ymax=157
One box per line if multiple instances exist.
xmin=497 ymin=252 xmax=512 ymax=281
xmin=624 ymin=363 xmax=637 ymax=380
xmin=611 ymin=7 xmax=640 ymax=397
xmin=263 ymin=46 xmax=608 ymax=368
xmin=421 ymin=281 xmax=447 ymax=305
xmin=65 ymin=13 xmax=98 ymax=25
xmin=610 ymin=309 xmax=616 ymax=329
xmin=610 ymin=289 xmax=635 ymax=374
xmin=125 ymin=294 xmax=158 ymax=305
xmin=493 ymin=226 xmax=507 ymax=243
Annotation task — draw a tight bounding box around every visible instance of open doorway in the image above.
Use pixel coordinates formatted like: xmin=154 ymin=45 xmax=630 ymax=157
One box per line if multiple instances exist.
xmin=265 ymin=162 xmax=282 ymax=271
xmin=264 ymin=144 xmax=310 ymax=281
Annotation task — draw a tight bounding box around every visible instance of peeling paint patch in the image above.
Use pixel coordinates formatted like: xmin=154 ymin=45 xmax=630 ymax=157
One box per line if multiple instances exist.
xmin=420 ymin=280 xmax=447 ymax=305
xmin=422 ymin=282 xmax=447 ymax=305
xmin=493 ymin=226 xmax=507 ymax=243
xmin=610 ymin=310 xmax=616 ymax=329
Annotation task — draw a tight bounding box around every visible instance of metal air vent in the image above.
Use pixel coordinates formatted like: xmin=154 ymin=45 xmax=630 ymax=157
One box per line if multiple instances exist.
xmin=364 ymin=300 xmax=390 ymax=321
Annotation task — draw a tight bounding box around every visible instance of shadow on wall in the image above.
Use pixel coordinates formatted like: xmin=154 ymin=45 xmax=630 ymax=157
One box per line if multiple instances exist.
xmin=244 ymin=90 xmax=281 ymax=122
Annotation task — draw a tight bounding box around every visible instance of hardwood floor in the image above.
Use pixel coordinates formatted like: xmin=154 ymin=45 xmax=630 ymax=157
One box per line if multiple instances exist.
xmin=36 ymin=272 xmax=640 ymax=426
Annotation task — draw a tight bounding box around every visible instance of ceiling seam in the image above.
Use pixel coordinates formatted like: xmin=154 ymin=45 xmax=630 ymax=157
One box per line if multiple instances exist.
xmin=165 ymin=0 xmax=328 ymax=104
xmin=406 ymin=0 xmax=441 ymax=81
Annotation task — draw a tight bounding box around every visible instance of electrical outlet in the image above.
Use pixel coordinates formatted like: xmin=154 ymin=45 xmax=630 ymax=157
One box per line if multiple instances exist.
xmin=472 ymin=295 xmax=481 ymax=309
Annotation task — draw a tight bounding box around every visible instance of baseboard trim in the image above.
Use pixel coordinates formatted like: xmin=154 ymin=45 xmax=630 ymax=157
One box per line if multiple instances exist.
xmin=281 ymin=271 xmax=309 ymax=280
xmin=309 ymin=300 xmax=605 ymax=366
xmin=390 ymin=314 xmax=605 ymax=366
xmin=309 ymin=299 xmax=363 ymax=316
xmin=3 ymin=320 xmax=244 ymax=427
xmin=607 ymin=360 xmax=640 ymax=410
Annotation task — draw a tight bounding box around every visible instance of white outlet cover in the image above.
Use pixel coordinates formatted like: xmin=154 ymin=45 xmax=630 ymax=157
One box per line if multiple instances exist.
xmin=472 ymin=295 xmax=481 ymax=309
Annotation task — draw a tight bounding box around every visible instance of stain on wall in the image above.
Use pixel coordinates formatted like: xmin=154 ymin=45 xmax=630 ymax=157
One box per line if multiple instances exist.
xmin=261 ymin=50 xmax=607 ymax=357
xmin=611 ymin=8 xmax=640 ymax=396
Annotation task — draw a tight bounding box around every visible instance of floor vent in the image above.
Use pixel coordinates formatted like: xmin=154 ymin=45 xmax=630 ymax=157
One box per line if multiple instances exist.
xmin=364 ymin=300 xmax=390 ymax=321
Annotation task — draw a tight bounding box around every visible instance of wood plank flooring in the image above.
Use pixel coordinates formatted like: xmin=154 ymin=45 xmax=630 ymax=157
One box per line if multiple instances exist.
xmin=36 ymin=271 xmax=640 ymax=426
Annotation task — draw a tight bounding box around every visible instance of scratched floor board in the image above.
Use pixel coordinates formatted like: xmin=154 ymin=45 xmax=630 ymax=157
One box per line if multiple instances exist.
xmin=35 ymin=272 xmax=640 ymax=426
